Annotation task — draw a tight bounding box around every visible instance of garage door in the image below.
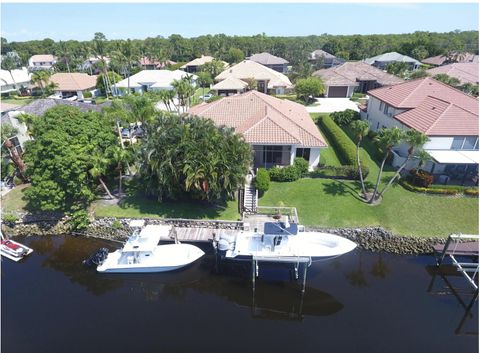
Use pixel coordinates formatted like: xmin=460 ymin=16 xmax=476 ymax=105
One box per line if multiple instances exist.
xmin=328 ymin=86 xmax=348 ymax=98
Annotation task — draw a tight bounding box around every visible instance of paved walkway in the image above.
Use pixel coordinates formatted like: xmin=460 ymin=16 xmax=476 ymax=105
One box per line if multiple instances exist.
xmin=306 ymin=98 xmax=360 ymax=113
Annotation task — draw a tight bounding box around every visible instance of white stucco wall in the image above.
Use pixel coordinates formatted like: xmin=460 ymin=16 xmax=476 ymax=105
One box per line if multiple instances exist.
xmin=364 ymin=97 xmax=407 ymax=131
xmin=423 ymin=137 xmax=455 ymax=150
xmin=308 ymin=148 xmax=321 ymax=170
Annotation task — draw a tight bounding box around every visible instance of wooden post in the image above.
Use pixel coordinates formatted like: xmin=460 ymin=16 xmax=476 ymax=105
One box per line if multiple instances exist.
xmin=302 ymin=262 xmax=308 ymax=293
xmin=252 ymin=259 xmax=256 ymax=291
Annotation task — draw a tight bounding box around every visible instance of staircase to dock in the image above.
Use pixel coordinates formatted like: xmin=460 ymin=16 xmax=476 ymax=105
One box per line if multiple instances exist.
xmin=243 ymin=185 xmax=258 ymax=214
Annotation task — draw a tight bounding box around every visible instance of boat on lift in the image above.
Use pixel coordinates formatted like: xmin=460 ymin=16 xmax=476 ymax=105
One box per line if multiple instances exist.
xmin=1 ymin=234 xmax=34 ymax=262
xmin=217 ymin=217 xmax=356 ymax=262
xmin=94 ymin=221 xmax=205 ymax=273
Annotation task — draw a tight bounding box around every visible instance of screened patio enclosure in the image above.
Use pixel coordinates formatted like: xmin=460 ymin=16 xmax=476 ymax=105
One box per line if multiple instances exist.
xmin=253 ymin=145 xmax=292 ymax=169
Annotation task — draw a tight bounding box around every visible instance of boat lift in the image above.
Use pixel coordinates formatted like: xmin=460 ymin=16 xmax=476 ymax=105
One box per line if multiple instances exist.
xmin=434 ymin=234 xmax=479 ymax=291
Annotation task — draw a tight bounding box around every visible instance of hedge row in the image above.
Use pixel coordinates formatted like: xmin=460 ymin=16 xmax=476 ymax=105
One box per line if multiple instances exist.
xmin=268 ymin=158 xmax=310 ymax=182
xmin=310 ymin=165 xmax=369 ymax=180
xmin=399 ymin=179 xmax=479 ymax=197
xmin=317 ymin=115 xmax=361 ymax=166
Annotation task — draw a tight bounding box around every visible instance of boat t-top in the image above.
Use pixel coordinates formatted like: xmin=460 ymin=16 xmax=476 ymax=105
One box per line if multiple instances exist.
xmin=92 ymin=221 xmax=205 ymax=273
xmin=217 ymin=217 xmax=356 ymax=262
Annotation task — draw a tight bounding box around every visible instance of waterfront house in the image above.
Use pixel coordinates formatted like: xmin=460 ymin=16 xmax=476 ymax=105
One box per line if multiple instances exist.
xmin=188 ymin=90 xmax=327 ymax=170
xmin=1 ymin=67 xmax=31 ymax=94
xmin=313 ymin=61 xmax=403 ymax=98
xmin=364 ymin=52 xmax=421 ymax=70
xmin=28 ymin=54 xmax=56 ymax=71
xmin=115 ymin=69 xmax=197 ymax=94
xmin=308 ymin=49 xmax=345 ymax=68
xmin=211 ymin=76 xmax=248 ymax=96
xmin=364 ymin=77 xmax=479 ymax=185
xmin=49 ymin=73 xmax=98 ymax=100
xmin=422 ymin=52 xmax=479 ymax=67
xmin=181 ymin=55 xmax=227 ymax=73
xmin=248 ymin=52 xmax=289 ymax=73
xmin=427 ymin=62 xmax=479 ymax=85
xmin=215 ymin=60 xmax=293 ymax=95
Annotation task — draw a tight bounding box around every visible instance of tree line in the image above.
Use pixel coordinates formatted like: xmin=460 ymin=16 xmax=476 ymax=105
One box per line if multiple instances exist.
xmin=1 ymin=30 xmax=478 ymax=71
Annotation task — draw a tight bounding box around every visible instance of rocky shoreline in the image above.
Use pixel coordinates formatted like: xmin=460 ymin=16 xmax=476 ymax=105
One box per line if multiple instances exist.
xmin=0 ymin=214 xmax=447 ymax=255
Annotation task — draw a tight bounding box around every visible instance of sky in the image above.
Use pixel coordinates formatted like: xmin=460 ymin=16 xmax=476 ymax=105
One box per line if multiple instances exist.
xmin=1 ymin=2 xmax=478 ymax=42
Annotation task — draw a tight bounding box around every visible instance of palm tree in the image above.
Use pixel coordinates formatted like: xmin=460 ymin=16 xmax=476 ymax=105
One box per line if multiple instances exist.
xmin=31 ymin=70 xmax=52 ymax=96
xmin=350 ymin=120 xmax=370 ymax=197
xmin=368 ymin=127 xmax=404 ymax=204
xmin=1 ymin=124 xmax=28 ymax=182
xmin=172 ymin=76 xmax=196 ymax=113
xmin=57 ymin=41 xmax=71 ymax=73
xmin=89 ymin=151 xmax=116 ymax=199
xmin=109 ymin=146 xmax=133 ymax=196
xmin=1 ymin=55 xmax=20 ymax=93
xmin=114 ymin=39 xmax=138 ymax=94
xmin=92 ymin=33 xmax=111 ymax=97
xmin=415 ymin=149 xmax=432 ymax=171
xmin=378 ymin=129 xmax=428 ymax=198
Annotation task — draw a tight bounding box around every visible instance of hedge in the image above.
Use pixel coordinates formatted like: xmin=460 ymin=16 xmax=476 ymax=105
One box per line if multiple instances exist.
xmin=269 ymin=165 xmax=300 ymax=182
xmin=317 ymin=115 xmax=362 ymax=166
xmin=399 ymin=179 xmax=478 ymax=197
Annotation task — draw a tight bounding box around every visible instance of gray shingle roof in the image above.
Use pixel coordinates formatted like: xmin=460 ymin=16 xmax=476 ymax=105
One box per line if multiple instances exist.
xmin=249 ymin=52 xmax=289 ymax=65
xmin=17 ymin=99 xmax=106 ymax=116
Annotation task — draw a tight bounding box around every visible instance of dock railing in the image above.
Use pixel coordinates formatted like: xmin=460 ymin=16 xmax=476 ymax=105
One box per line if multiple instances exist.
xmin=255 ymin=206 xmax=299 ymax=224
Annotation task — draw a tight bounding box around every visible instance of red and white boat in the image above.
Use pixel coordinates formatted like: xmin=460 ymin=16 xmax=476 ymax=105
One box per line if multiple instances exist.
xmin=1 ymin=237 xmax=33 ymax=262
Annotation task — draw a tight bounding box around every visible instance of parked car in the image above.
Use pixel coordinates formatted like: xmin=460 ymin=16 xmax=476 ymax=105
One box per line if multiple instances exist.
xmin=200 ymin=94 xmax=213 ymax=101
xmin=132 ymin=125 xmax=144 ymax=138
xmin=121 ymin=127 xmax=132 ymax=138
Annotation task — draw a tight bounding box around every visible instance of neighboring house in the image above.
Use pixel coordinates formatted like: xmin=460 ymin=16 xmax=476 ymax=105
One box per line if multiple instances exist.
xmin=28 ymin=54 xmax=57 ymax=71
xmin=49 ymin=73 xmax=98 ymax=100
xmin=139 ymin=57 xmax=176 ymax=70
xmin=115 ymin=69 xmax=197 ymax=94
xmin=78 ymin=57 xmax=110 ymax=74
xmin=211 ymin=76 xmax=248 ymax=96
xmin=17 ymin=98 xmax=106 ymax=116
xmin=188 ymin=90 xmax=327 ymax=171
xmin=422 ymin=52 xmax=479 ymax=66
xmin=364 ymin=52 xmax=421 ymax=70
xmin=0 ymin=67 xmax=31 ymax=93
xmin=215 ymin=60 xmax=293 ymax=95
xmin=308 ymin=49 xmax=345 ymax=68
xmin=313 ymin=61 xmax=404 ymax=98
xmin=248 ymin=52 xmax=289 ymax=73
xmin=427 ymin=62 xmax=479 ymax=85
xmin=364 ymin=77 xmax=479 ymax=185
xmin=181 ymin=55 xmax=227 ymax=73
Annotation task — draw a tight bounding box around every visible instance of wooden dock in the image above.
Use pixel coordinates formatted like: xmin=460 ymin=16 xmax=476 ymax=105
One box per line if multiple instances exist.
xmin=160 ymin=227 xmax=239 ymax=243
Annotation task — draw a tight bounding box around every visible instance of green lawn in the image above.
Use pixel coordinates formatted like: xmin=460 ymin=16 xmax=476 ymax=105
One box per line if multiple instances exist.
xmin=1 ymin=184 xmax=29 ymax=214
xmin=92 ymin=196 xmax=240 ymax=220
xmin=259 ymin=178 xmax=478 ymax=237
xmin=1 ymin=97 xmax=34 ymax=106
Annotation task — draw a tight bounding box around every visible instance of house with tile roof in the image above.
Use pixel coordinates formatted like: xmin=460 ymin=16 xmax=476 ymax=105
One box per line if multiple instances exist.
xmin=49 ymin=73 xmax=98 ymax=100
xmin=211 ymin=76 xmax=248 ymax=96
xmin=364 ymin=77 xmax=479 ymax=184
xmin=364 ymin=52 xmax=421 ymax=71
xmin=139 ymin=57 xmax=176 ymax=70
xmin=28 ymin=54 xmax=57 ymax=71
xmin=115 ymin=69 xmax=197 ymax=94
xmin=308 ymin=49 xmax=345 ymax=68
xmin=181 ymin=55 xmax=228 ymax=73
xmin=421 ymin=52 xmax=478 ymax=67
xmin=313 ymin=61 xmax=404 ymax=98
xmin=427 ymin=62 xmax=479 ymax=85
xmin=248 ymin=52 xmax=289 ymax=73
xmin=188 ymin=90 xmax=327 ymax=170
xmin=1 ymin=67 xmax=31 ymax=93
xmin=215 ymin=60 xmax=293 ymax=95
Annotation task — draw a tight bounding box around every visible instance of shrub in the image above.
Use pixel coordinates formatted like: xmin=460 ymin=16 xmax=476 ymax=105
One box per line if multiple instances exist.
xmin=330 ymin=109 xmax=360 ymax=126
xmin=111 ymin=219 xmax=123 ymax=229
xmin=399 ymin=179 xmax=463 ymax=196
xmin=207 ymin=95 xmax=222 ymax=103
xmin=409 ymin=169 xmax=434 ymax=187
xmin=255 ymin=168 xmax=270 ymax=193
xmin=465 ymin=188 xmax=479 ymax=197
xmin=269 ymin=165 xmax=300 ymax=182
xmin=83 ymin=91 xmax=93 ymax=98
xmin=293 ymin=157 xmax=309 ymax=177
xmin=317 ymin=115 xmax=360 ymax=165
xmin=68 ymin=209 xmax=90 ymax=231
xmin=2 ymin=213 xmax=19 ymax=224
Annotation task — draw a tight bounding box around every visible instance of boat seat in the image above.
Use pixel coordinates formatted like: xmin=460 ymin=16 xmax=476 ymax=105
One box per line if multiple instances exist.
xmin=127 ymin=256 xmax=134 ymax=264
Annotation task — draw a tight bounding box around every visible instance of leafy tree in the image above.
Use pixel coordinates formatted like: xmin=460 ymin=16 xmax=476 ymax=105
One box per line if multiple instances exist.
xmin=386 ymin=62 xmax=410 ymax=77
xmin=31 ymin=70 xmax=55 ymax=97
xmin=109 ymin=146 xmax=133 ymax=195
xmin=350 ymin=120 xmax=370 ymax=196
xmin=368 ymin=127 xmax=404 ymax=204
xmin=243 ymin=77 xmax=257 ymax=91
xmin=225 ymin=48 xmax=244 ymax=64
xmin=138 ymin=112 xmax=251 ymax=202
xmin=23 ymin=105 xmax=117 ymax=212
xmin=459 ymin=83 xmax=479 ymax=97
xmin=411 ymin=46 xmax=429 ymax=60
xmin=331 ymin=109 xmax=359 ymax=126
xmin=92 ymin=32 xmax=113 ymax=97
xmin=149 ymin=89 xmax=177 ymax=112
xmin=295 ymin=76 xmax=325 ymax=103
xmin=113 ymin=39 xmax=138 ymax=93
xmin=377 ymin=129 xmax=429 ymax=199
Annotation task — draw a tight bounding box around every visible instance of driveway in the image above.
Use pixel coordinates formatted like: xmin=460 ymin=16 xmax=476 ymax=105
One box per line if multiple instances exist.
xmin=306 ymin=98 xmax=360 ymax=113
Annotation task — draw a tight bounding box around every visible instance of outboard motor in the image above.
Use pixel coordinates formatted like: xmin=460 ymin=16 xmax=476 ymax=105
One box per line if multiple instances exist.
xmin=216 ymin=233 xmax=235 ymax=258
xmin=83 ymin=248 xmax=109 ymax=267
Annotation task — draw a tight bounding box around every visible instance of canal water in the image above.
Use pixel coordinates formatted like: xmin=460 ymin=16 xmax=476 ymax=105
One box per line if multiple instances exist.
xmin=1 ymin=235 xmax=478 ymax=353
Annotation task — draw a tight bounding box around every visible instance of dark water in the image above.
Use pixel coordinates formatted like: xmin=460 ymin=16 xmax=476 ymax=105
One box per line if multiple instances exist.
xmin=1 ymin=235 xmax=478 ymax=353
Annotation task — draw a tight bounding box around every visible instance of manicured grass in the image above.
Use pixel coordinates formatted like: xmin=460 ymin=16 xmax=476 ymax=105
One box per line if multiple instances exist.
xmin=1 ymin=184 xmax=29 ymax=214
xmin=1 ymin=98 xmax=34 ymax=106
xmin=92 ymin=195 xmax=240 ymax=220
xmin=311 ymin=113 xmax=342 ymax=167
xmin=259 ymin=178 xmax=478 ymax=237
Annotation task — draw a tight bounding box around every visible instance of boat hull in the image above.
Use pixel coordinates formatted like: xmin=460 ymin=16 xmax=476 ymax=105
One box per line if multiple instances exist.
xmin=97 ymin=243 xmax=205 ymax=273
xmin=1 ymin=239 xmax=34 ymax=262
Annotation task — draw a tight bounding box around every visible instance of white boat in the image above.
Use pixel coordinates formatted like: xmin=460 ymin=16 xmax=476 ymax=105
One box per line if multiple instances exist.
xmin=96 ymin=223 xmax=205 ymax=273
xmin=1 ymin=237 xmax=34 ymax=262
xmin=217 ymin=218 xmax=356 ymax=262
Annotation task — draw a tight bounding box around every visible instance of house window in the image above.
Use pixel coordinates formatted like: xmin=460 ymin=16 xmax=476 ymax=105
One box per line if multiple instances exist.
xmin=463 ymin=137 xmax=478 ymax=150
xmin=383 ymin=104 xmax=389 ymax=115
xmin=452 ymin=137 xmax=464 ymax=150
xmin=265 ymin=146 xmax=286 ymax=164
xmin=379 ymin=101 xmax=384 ymax=111
xmin=296 ymin=148 xmax=311 ymax=161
